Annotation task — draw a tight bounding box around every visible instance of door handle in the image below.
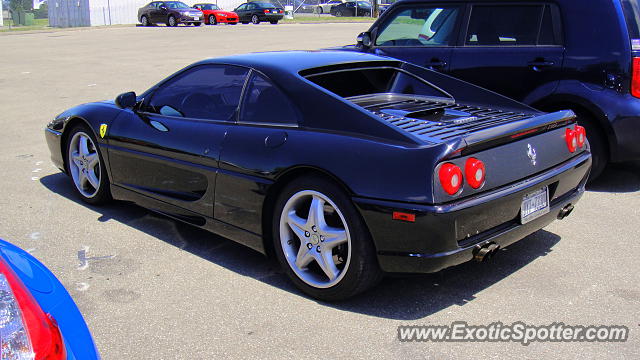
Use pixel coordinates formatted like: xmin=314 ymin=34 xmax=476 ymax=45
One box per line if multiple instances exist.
xmin=265 ymin=131 xmax=287 ymax=148
xmin=425 ymin=58 xmax=447 ymax=70
xmin=528 ymin=59 xmax=555 ymax=72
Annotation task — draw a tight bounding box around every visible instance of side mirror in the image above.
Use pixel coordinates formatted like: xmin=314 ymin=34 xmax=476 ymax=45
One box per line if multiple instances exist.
xmin=115 ymin=91 xmax=137 ymax=109
xmin=357 ymin=32 xmax=372 ymax=48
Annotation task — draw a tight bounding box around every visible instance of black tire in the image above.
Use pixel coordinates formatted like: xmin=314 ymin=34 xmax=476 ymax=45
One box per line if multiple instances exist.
xmin=65 ymin=124 xmax=112 ymax=205
xmin=251 ymin=14 xmax=260 ymax=24
xmin=193 ymin=22 xmax=201 ymax=26
xmin=315 ymin=6 xmax=323 ymax=14
xmin=141 ymin=15 xmax=150 ymax=26
xmin=335 ymin=9 xmax=342 ymax=17
xmin=209 ymin=15 xmax=217 ymax=25
xmin=575 ymin=111 xmax=608 ymax=181
xmin=167 ymin=15 xmax=177 ymax=27
xmin=272 ymin=176 xmax=382 ymax=301
xmin=270 ymin=20 xmax=278 ymax=24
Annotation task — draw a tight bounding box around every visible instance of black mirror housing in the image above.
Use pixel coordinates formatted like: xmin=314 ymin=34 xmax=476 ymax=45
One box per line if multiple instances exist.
xmin=357 ymin=32 xmax=372 ymax=48
xmin=115 ymin=91 xmax=137 ymax=109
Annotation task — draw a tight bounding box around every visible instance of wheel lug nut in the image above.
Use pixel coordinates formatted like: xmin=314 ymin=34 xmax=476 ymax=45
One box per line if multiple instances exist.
xmin=306 ymin=243 xmax=312 ymax=249
xmin=304 ymin=231 xmax=310 ymax=237
xmin=320 ymin=236 xmax=324 ymax=242
xmin=287 ymin=239 xmax=293 ymax=245
xmin=312 ymin=225 xmax=317 ymax=232
xmin=316 ymin=246 xmax=321 ymax=253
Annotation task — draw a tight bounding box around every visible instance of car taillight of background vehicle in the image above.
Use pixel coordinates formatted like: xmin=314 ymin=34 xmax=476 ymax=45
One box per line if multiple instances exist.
xmin=465 ymin=158 xmax=485 ymax=189
xmin=631 ymin=57 xmax=640 ymax=98
xmin=565 ymin=125 xmax=587 ymax=153
xmin=0 ymin=258 xmax=66 ymax=360
xmin=439 ymin=163 xmax=463 ymax=195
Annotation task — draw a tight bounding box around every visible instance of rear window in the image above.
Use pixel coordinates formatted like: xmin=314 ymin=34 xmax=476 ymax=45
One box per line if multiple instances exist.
xmin=466 ymin=4 xmax=559 ymax=46
xmin=622 ymin=0 xmax=640 ymax=48
xmin=304 ymin=67 xmax=449 ymax=99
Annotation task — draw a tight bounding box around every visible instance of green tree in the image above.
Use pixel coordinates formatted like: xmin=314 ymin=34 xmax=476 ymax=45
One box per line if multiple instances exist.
xmin=9 ymin=0 xmax=33 ymax=11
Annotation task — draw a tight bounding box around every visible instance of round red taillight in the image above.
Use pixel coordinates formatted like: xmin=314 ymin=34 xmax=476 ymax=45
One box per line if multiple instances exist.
xmin=465 ymin=158 xmax=485 ymax=189
xmin=575 ymin=125 xmax=586 ymax=148
xmin=439 ymin=163 xmax=463 ymax=195
xmin=565 ymin=128 xmax=577 ymax=153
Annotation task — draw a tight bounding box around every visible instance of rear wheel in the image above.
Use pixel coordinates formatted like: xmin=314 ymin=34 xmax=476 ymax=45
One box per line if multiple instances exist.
xmin=167 ymin=15 xmax=177 ymax=27
xmin=209 ymin=15 xmax=217 ymax=25
xmin=251 ymin=14 xmax=260 ymax=24
xmin=272 ymin=176 xmax=382 ymax=301
xmin=141 ymin=15 xmax=150 ymax=26
xmin=65 ymin=125 xmax=111 ymax=205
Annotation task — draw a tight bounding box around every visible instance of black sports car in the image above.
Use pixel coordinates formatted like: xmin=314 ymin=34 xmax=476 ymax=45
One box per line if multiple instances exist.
xmin=45 ymin=51 xmax=591 ymax=300
xmin=234 ymin=2 xmax=284 ymax=24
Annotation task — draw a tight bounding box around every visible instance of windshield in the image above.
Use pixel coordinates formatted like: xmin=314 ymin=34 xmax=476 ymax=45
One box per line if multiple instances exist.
xmin=165 ymin=1 xmax=190 ymax=9
xmin=203 ymin=4 xmax=220 ymax=10
xmin=622 ymin=0 xmax=640 ymax=47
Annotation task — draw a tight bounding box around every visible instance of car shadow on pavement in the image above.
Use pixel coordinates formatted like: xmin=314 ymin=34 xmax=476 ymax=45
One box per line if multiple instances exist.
xmin=587 ymin=161 xmax=640 ymax=193
xmin=41 ymin=172 xmax=561 ymax=321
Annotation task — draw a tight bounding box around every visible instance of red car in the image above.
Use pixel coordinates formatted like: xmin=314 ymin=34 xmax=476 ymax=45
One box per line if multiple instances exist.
xmin=193 ymin=3 xmax=238 ymax=24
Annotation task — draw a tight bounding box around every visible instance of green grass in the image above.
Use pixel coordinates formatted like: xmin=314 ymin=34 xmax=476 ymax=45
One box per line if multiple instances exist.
xmin=0 ymin=18 xmax=50 ymax=32
xmin=281 ymin=16 xmax=375 ymax=23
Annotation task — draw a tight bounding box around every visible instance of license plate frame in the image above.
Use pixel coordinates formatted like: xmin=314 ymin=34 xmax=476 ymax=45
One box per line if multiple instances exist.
xmin=520 ymin=186 xmax=550 ymax=224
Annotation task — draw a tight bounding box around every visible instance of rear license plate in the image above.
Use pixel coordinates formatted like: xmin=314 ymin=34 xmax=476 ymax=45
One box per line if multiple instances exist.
xmin=520 ymin=187 xmax=550 ymax=224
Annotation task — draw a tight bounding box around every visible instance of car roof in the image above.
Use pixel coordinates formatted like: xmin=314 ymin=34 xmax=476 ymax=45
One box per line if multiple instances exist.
xmin=197 ymin=50 xmax=398 ymax=74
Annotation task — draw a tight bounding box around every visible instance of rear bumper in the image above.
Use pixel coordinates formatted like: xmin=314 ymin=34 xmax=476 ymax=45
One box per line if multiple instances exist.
xmin=354 ymin=151 xmax=591 ymax=274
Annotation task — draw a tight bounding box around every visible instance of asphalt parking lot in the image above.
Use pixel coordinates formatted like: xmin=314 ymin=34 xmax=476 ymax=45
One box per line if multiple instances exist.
xmin=0 ymin=23 xmax=639 ymax=359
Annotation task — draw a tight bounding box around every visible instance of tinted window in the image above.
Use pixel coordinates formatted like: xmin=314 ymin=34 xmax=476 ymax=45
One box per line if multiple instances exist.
xmin=148 ymin=65 xmax=249 ymax=121
xmin=622 ymin=0 xmax=640 ymax=41
xmin=466 ymin=5 xmax=546 ymax=46
xmin=376 ymin=6 xmax=460 ymax=47
xmin=240 ymin=73 xmax=297 ymax=125
xmin=236 ymin=4 xmax=246 ymax=10
xmin=165 ymin=1 xmax=189 ymax=9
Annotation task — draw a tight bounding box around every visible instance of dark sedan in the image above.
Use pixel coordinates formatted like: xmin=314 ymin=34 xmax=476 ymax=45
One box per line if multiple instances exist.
xmin=138 ymin=1 xmax=204 ymax=26
xmin=234 ymin=2 xmax=284 ymax=24
xmin=330 ymin=1 xmax=372 ymax=16
xmin=45 ymin=51 xmax=590 ymax=300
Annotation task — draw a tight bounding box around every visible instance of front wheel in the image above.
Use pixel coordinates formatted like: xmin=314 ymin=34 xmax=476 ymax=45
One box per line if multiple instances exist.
xmin=251 ymin=14 xmax=260 ymax=24
xmin=334 ymin=9 xmax=342 ymax=17
xmin=141 ymin=15 xmax=150 ymax=26
xmin=272 ymin=176 xmax=382 ymax=301
xmin=167 ymin=15 xmax=177 ymax=27
xmin=209 ymin=15 xmax=217 ymax=25
xmin=315 ymin=6 xmax=323 ymax=14
xmin=65 ymin=125 xmax=112 ymax=205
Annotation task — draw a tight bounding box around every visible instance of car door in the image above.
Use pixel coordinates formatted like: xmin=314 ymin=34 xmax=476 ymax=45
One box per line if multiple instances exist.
xmin=151 ymin=2 xmax=166 ymax=22
xmin=107 ymin=64 xmax=250 ymax=218
xmin=369 ymin=4 xmax=464 ymax=71
xmin=215 ymin=71 xmax=299 ymax=237
xmin=448 ymin=3 xmax=564 ymax=103
xmin=235 ymin=3 xmax=248 ymax=21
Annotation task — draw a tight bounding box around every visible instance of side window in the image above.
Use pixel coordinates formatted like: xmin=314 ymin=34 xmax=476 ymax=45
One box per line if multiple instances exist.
xmin=237 ymin=4 xmax=246 ymax=10
xmin=247 ymin=3 xmax=256 ymax=10
xmin=147 ymin=65 xmax=249 ymax=121
xmin=240 ymin=73 xmax=298 ymax=126
xmin=466 ymin=5 xmax=556 ymax=46
xmin=376 ymin=6 xmax=460 ymax=47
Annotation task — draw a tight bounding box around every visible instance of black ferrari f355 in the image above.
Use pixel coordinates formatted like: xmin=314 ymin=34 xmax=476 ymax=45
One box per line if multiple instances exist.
xmin=45 ymin=51 xmax=591 ymax=300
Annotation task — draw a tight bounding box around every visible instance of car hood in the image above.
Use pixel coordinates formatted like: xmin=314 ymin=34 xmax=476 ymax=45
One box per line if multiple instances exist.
xmin=212 ymin=10 xmax=237 ymax=16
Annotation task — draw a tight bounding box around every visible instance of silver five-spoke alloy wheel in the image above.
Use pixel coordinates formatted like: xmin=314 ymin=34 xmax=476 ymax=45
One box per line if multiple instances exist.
xmin=279 ymin=190 xmax=351 ymax=288
xmin=68 ymin=132 xmax=101 ymax=198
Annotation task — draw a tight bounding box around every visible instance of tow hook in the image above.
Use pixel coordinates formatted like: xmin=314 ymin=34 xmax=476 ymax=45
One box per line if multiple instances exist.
xmin=557 ymin=204 xmax=575 ymax=220
xmin=472 ymin=242 xmax=500 ymax=262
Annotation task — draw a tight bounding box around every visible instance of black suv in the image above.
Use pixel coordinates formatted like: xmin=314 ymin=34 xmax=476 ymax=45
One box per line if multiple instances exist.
xmin=352 ymin=0 xmax=640 ymax=179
